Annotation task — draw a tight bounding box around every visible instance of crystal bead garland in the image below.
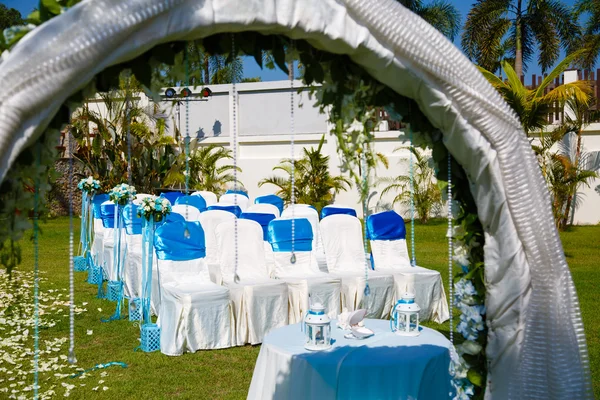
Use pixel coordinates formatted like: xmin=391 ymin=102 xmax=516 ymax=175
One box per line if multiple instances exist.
xmin=33 ymin=143 xmax=41 ymax=397
xmin=447 ymin=151 xmax=454 ymax=344
xmin=67 ymin=130 xmax=77 ymax=364
xmin=231 ymin=34 xmax=240 ymax=281
xmin=409 ymin=127 xmax=416 ymax=267
xmin=361 ymin=143 xmax=371 ymax=296
xmin=289 ymin=50 xmax=296 ymax=265
xmin=183 ymin=48 xmax=191 ymax=238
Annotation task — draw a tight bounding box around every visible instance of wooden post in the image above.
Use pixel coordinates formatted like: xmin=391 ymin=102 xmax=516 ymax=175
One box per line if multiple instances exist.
xmin=532 ymin=74 xmax=537 ymax=88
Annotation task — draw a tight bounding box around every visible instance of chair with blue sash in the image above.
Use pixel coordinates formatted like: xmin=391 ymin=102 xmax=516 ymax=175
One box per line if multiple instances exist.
xmin=281 ymin=205 xmax=328 ymax=273
xmin=367 ymin=210 xmax=449 ymax=323
xmin=198 ymin=210 xmax=236 ymax=285
xmin=100 ymin=200 xmax=126 ymax=282
xmin=207 ymin=203 xmax=242 ymax=218
xmin=175 ymin=195 xmax=207 ymax=213
xmin=215 ymin=219 xmax=288 ymax=345
xmin=246 ymin=203 xmax=280 ymax=218
xmin=154 ymin=220 xmax=233 ymax=354
xmin=122 ymin=203 xmax=143 ymax=299
xmin=320 ymin=214 xmax=395 ymax=319
xmin=160 ymin=191 xmax=184 ymax=205
xmin=90 ymin=194 xmax=109 ymax=268
xmin=254 ymin=194 xmax=284 ymax=215
xmin=171 ymin=204 xmax=201 ymax=221
xmin=321 ymin=204 xmax=357 ymax=219
xmin=225 ymin=189 xmax=249 ymax=197
xmin=268 ymin=218 xmax=341 ymax=324
xmin=241 ymin=209 xmax=278 ymax=274
xmin=219 ymin=193 xmax=249 ymax=212
xmin=191 ymin=191 xmax=218 ymax=207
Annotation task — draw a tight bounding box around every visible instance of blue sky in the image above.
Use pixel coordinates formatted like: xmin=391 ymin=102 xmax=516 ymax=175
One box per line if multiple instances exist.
xmin=2 ymin=0 xmax=583 ymax=80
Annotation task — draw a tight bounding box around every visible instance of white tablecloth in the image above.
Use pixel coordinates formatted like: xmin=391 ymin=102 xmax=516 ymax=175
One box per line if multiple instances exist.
xmin=248 ymin=319 xmax=451 ymax=400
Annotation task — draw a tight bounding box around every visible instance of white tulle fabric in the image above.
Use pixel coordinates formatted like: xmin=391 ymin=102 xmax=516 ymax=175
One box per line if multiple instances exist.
xmin=171 ymin=204 xmax=201 ymax=221
xmin=281 ymin=205 xmax=328 ymax=273
xmin=199 ymin=210 xmax=236 ymax=284
xmin=192 ymin=191 xmax=218 ymax=206
xmin=91 ymin=218 xmax=105 ymax=269
xmin=124 ymin=233 xmax=143 ymax=299
xmin=216 ymin=219 xmax=288 ymax=345
xmin=0 ymin=0 xmax=591 ymax=396
xmin=370 ymin=239 xmax=449 ymax=323
xmin=101 ymin=226 xmax=126 ymax=283
xmin=219 ymin=193 xmax=249 ymax=211
xmin=320 ymin=214 xmax=394 ymax=319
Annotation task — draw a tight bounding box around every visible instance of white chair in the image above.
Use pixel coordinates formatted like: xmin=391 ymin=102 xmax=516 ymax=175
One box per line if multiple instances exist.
xmin=240 ymin=210 xmax=278 ymax=276
xmin=246 ymin=203 xmax=281 ymax=218
xmin=320 ymin=214 xmax=395 ymax=319
xmin=154 ymin=221 xmax=233 ymax=355
xmin=90 ymin=194 xmax=109 ymax=270
xmin=320 ymin=204 xmax=357 ymax=219
xmin=367 ymin=210 xmax=449 ymax=323
xmin=219 ymin=193 xmax=250 ymax=212
xmin=100 ymin=201 xmax=126 ymax=282
xmin=192 ymin=191 xmax=218 ymax=207
xmin=122 ymin=203 xmax=143 ymax=299
xmin=282 ymin=205 xmax=328 ymax=273
xmin=216 ymin=219 xmax=289 ymax=345
xmin=268 ymin=218 xmax=341 ymax=323
xmin=171 ymin=204 xmax=201 ymax=221
xmin=198 ymin=210 xmax=236 ymax=284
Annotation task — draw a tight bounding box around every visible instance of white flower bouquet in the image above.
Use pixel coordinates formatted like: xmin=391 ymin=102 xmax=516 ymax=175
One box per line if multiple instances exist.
xmin=77 ymin=176 xmax=101 ymax=193
xmin=108 ymin=183 xmax=136 ymax=206
xmin=137 ymin=196 xmax=172 ymax=222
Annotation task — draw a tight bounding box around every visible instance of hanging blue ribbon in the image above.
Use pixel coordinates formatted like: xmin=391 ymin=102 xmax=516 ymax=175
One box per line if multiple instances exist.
xmin=141 ymin=218 xmax=155 ymax=325
xmin=79 ymin=190 xmax=88 ymax=256
xmin=69 ymin=362 xmax=128 ymax=379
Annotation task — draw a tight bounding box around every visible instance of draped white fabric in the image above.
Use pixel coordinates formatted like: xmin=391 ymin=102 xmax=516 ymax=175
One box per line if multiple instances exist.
xmin=91 ymin=219 xmax=105 ymax=269
xmin=320 ymin=215 xmax=395 ymax=319
xmin=192 ymin=191 xmax=218 ymax=206
xmin=199 ymin=210 xmax=236 ymax=284
xmin=101 ymin=227 xmax=126 ymax=283
xmin=0 ymin=0 xmax=592 ymax=396
xmin=219 ymin=193 xmax=249 ymax=211
xmin=216 ymin=219 xmax=288 ymax=345
xmin=247 ymin=203 xmax=281 ymax=218
xmin=171 ymin=204 xmax=201 ymax=221
xmin=371 ymin=239 xmax=449 ymax=323
xmin=281 ymin=205 xmax=328 ymax=273
xmin=124 ymin=234 xmax=143 ymax=299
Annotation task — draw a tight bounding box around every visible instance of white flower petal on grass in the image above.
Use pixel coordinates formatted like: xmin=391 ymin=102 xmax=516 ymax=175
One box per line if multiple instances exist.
xmin=92 ymin=387 xmax=99 ymax=392
xmin=103 ymin=387 xmax=109 ymax=391
xmin=86 ymin=330 xmax=93 ymax=335
xmin=97 ymin=308 xmax=102 ymax=312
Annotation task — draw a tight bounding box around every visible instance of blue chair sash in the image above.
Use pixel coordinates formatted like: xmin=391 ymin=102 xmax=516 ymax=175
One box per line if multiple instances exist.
xmin=207 ymin=204 xmax=242 ymax=217
xmin=92 ymin=194 xmax=110 ymax=219
xmin=175 ymin=195 xmax=207 ymax=212
xmin=100 ymin=202 xmax=116 ymax=228
xmin=225 ymin=189 xmax=249 ymax=198
xmin=160 ymin=191 xmax=184 ymax=206
xmin=366 ymin=210 xmax=406 ymax=240
xmin=240 ymin=212 xmax=276 ymax=241
xmin=154 ymin=221 xmax=206 ymax=261
xmin=268 ymin=218 xmax=313 ymax=252
xmin=122 ymin=203 xmax=142 ymax=235
xmin=254 ymin=194 xmax=284 ymax=214
xmin=321 ymin=206 xmax=357 ymax=219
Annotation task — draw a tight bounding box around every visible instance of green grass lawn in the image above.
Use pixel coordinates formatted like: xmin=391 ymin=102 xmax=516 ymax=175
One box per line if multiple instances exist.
xmin=2 ymin=218 xmax=598 ymax=399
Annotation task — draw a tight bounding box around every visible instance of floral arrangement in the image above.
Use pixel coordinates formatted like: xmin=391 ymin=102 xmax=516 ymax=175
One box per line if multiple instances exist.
xmin=137 ymin=196 xmax=171 ymax=222
xmin=77 ymin=176 xmax=101 ymax=193
xmin=108 ymin=183 xmax=136 ymax=206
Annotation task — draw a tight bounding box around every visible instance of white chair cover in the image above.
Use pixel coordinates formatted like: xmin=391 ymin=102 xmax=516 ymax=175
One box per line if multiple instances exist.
xmin=281 ymin=205 xmax=328 ymax=273
xmin=246 ymin=203 xmax=281 ymax=218
xmin=192 ymin=190 xmax=218 ymax=206
xmin=320 ymin=214 xmax=394 ymax=319
xmin=219 ymin=193 xmax=250 ymax=211
xmin=216 ymin=219 xmax=288 ymax=345
xmin=154 ymin=221 xmax=233 ymax=355
xmin=91 ymin=218 xmax=104 ymax=269
xmin=171 ymin=204 xmax=201 ymax=221
xmin=122 ymin=203 xmax=143 ymax=299
xmin=100 ymin=200 xmax=126 ymax=282
xmin=268 ymin=218 xmax=341 ymax=323
xmin=199 ymin=210 xmax=236 ymax=284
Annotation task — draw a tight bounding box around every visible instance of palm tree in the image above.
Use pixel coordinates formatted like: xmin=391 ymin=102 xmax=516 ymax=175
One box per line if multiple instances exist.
xmin=462 ymin=0 xmax=579 ymax=78
xmin=477 ymin=52 xmax=592 ymax=136
xmin=573 ymin=0 xmax=600 ymax=70
xmin=396 ymin=0 xmax=461 ymax=40
xmin=379 ymin=147 xmax=442 ymax=223
xmin=188 ymin=143 xmax=241 ymax=195
xmin=259 ymin=136 xmax=351 ymax=212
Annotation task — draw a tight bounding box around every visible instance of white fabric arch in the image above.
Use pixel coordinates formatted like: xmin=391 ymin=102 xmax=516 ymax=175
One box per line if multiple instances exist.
xmin=0 ymin=0 xmax=591 ymax=398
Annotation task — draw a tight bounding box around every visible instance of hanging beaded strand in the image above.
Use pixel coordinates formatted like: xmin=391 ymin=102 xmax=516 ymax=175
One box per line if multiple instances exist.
xmin=362 ymin=142 xmax=370 ymax=296
xmin=289 ymin=49 xmax=296 ymax=264
xmin=126 ymin=72 xmax=134 ymax=249
xmin=231 ymin=34 xmax=240 ymax=281
xmin=67 ymin=129 xmax=77 ymax=364
xmin=184 ymin=47 xmax=191 ymax=233
xmin=447 ymin=151 xmax=454 ymax=344
xmin=409 ymin=127 xmax=416 ymax=266
xmin=33 ymin=143 xmax=41 ymax=398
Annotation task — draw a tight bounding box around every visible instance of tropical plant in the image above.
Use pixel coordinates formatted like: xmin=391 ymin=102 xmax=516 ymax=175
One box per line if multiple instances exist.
xmin=379 ymin=146 xmax=442 ymax=223
xmin=396 ymin=0 xmax=461 ymax=40
xmin=0 ymin=4 xmax=23 ymax=31
xmin=462 ymin=0 xmax=579 ymax=77
xmin=259 ymin=136 xmax=351 ymax=212
xmin=478 ymin=52 xmax=593 ymax=136
xmin=573 ymin=0 xmax=600 ymax=70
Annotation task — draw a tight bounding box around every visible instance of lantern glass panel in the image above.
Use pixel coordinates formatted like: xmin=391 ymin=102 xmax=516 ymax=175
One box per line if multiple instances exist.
xmin=410 ymin=313 xmax=418 ymax=332
xmin=397 ymin=314 xmax=407 ymax=331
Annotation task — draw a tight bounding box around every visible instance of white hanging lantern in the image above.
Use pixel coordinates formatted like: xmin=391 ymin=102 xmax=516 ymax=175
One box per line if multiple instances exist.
xmin=390 ymin=293 xmax=421 ymax=336
xmin=303 ymin=303 xmax=332 ymax=350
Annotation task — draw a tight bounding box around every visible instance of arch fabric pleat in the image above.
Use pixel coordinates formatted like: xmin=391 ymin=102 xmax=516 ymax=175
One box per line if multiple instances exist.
xmin=0 ymin=0 xmax=592 ymax=398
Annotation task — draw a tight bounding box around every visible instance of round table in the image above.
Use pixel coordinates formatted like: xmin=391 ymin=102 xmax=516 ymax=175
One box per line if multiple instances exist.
xmin=247 ymin=319 xmax=452 ymax=400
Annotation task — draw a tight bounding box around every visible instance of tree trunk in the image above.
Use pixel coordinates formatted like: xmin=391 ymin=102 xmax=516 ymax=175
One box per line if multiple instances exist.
xmin=561 ymin=126 xmax=584 ymax=228
xmin=514 ymin=0 xmax=523 ymax=80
